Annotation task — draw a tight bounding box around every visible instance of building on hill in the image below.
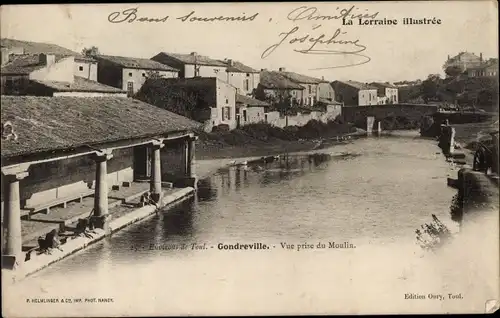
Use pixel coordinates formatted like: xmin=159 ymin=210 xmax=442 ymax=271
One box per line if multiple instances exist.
xmin=467 ymin=58 xmax=498 ymax=78
xmin=443 ymin=51 xmax=483 ymax=76
xmin=1 ymin=53 xmax=124 ymax=97
xmin=370 ymin=82 xmax=399 ymax=105
xmin=1 ymin=38 xmax=98 ymax=81
xmin=1 ymin=96 xmax=200 ymax=265
xmin=331 ymin=80 xmax=378 ymax=106
xmin=93 ymin=54 xmax=179 ymax=97
xmin=135 ymin=77 xmax=237 ymax=132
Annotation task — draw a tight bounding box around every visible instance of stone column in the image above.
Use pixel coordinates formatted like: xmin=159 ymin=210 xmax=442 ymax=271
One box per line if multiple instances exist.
xmin=150 ymin=140 xmax=165 ymax=203
xmin=377 ymin=121 xmax=382 ymax=135
xmin=449 ymin=127 xmax=456 ymax=155
xmin=92 ymin=150 xmax=113 ymax=229
xmin=366 ymin=116 xmax=375 ymax=135
xmin=2 ymin=168 xmax=29 ymax=265
xmin=187 ymin=136 xmax=197 ymax=178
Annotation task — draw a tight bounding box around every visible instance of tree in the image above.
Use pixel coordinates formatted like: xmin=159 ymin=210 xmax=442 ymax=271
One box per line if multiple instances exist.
xmin=444 ymin=65 xmax=463 ymax=78
xmin=81 ymin=46 xmax=100 ymax=57
xmin=420 ymin=74 xmax=442 ymax=103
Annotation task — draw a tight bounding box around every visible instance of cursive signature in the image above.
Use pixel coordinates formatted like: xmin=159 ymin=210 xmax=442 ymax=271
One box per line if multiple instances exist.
xmin=261 ymin=26 xmax=371 ymax=70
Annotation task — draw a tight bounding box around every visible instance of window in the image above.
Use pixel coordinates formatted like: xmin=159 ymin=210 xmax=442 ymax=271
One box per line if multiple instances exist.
xmin=129 ymin=72 xmax=133 ymax=77
xmin=246 ymin=73 xmax=250 ymax=77
xmin=222 ymin=107 xmax=231 ymax=121
xmin=127 ymin=81 xmax=134 ymax=97
xmin=243 ymin=110 xmax=247 ymax=121
xmin=225 ymin=98 xmax=229 ymax=104
xmin=79 ymin=66 xmax=84 ymax=71
xmin=142 ymin=73 xmax=146 ymax=77
xmin=244 ymin=79 xmax=249 ymax=91
xmin=265 ymin=114 xmax=268 ymax=122
xmin=308 ymin=85 xmax=312 ymax=94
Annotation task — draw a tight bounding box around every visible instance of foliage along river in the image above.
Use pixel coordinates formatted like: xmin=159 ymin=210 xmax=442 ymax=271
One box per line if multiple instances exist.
xmin=5 ymin=132 xmax=498 ymax=316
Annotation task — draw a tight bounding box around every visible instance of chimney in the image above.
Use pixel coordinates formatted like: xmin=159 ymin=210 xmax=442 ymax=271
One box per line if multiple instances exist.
xmin=480 ymin=52 xmax=483 ymax=63
xmin=1 ymin=48 xmax=9 ymax=65
xmin=226 ymin=59 xmax=234 ymax=66
xmin=39 ymin=53 xmax=55 ymax=67
xmin=190 ymin=52 xmax=197 ymax=56
xmin=261 ymin=68 xmax=267 ymax=71
xmin=278 ymin=67 xmax=286 ymax=72
xmin=447 ymin=54 xmax=450 ymax=60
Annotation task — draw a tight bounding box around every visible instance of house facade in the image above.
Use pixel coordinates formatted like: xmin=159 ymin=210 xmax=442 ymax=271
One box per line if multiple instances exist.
xmin=277 ymin=68 xmax=328 ymax=107
xmin=235 ymin=94 xmax=270 ymax=127
xmin=221 ymin=59 xmax=260 ymax=96
xmin=467 ymin=59 xmax=499 ymax=78
xmin=135 ymin=77 xmax=237 ymax=132
xmin=370 ymin=82 xmax=399 ymax=105
xmin=1 ymin=96 xmax=200 ymax=265
xmin=94 ymin=55 xmax=179 ymax=96
xmin=331 ymin=80 xmax=378 ymax=106
xmin=152 ymin=52 xmax=228 ymax=82
xmin=74 ymin=56 xmax=98 ymax=81
xmin=257 ymin=70 xmax=305 ymax=107
xmin=1 ymin=38 xmax=97 ymax=80
xmin=1 ymin=53 xmax=126 ymax=97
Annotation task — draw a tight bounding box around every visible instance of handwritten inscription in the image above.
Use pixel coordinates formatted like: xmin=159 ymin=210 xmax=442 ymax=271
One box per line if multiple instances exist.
xmin=106 ymin=5 xmax=441 ymax=69
xmin=287 ymin=5 xmax=379 ymax=22
xmin=261 ymin=25 xmax=370 ymax=69
xmin=108 ymin=7 xmax=258 ymax=24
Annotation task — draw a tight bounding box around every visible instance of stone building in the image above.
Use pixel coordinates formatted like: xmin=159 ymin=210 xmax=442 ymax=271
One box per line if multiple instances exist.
xmin=1 ymin=38 xmax=97 ymax=81
xmin=136 ymin=77 xmax=238 ymax=132
xmin=1 ymin=96 xmax=200 ymax=266
xmin=235 ymin=94 xmax=270 ymax=127
xmin=331 ymin=80 xmax=378 ymax=106
xmin=93 ymin=55 xmax=179 ymax=96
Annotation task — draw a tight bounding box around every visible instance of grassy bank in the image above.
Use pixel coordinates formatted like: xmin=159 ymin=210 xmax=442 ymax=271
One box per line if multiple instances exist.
xmin=196 ymin=120 xmax=358 ymax=160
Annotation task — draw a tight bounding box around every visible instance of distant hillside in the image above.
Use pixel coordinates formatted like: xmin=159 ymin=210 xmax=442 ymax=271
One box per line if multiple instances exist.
xmin=399 ymin=76 xmax=498 ymax=112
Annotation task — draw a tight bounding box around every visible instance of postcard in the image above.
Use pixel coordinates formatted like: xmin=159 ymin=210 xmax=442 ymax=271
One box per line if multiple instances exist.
xmin=1 ymin=1 xmax=499 ymax=316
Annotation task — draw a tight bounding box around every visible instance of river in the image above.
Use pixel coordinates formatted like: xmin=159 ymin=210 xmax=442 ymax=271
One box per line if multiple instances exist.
xmin=4 ymin=132 xmax=499 ymax=316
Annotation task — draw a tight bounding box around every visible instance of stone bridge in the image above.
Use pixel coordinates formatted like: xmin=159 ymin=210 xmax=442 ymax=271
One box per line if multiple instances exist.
xmin=341 ymin=104 xmax=439 ymax=130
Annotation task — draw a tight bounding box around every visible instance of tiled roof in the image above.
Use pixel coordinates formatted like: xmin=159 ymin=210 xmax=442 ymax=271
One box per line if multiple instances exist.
xmin=280 ymin=71 xmax=324 ymax=84
xmin=318 ymin=98 xmax=342 ymax=105
xmin=32 ymin=76 xmax=126 ymax=93
xmin=219 ymin=60 xmax=258 ymax=73
xmin=95 ymin=55 xmax=179 ymax=71
xmin=1 ymin=54 xmax=66 ymax=75
xmin=448 ymin=51 xmax=481 ymax=63
xmin=259 ymin=71 xmax=304 ymax=90
xmin=160 ymin=52 xmax=227 ymax=67
xmin=236 ymin=94 xmax=269 ymax=107
xmin=1 ymin=96 xmax=201 ymax=158
xmin=334 ymin=80 xmax=377 ymax=90
xmin=370 ymin=82 xmax=398 ymax=89
xmin=1 ymin=38 xmax=79 ymax=56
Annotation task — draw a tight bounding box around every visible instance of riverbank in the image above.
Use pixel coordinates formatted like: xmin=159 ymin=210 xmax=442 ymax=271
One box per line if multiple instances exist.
xmin=196 ymin=120 xmax=363 ymax=160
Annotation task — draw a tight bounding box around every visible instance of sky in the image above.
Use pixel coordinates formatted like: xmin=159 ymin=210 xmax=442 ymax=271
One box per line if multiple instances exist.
xmin=1 ymin=1 xmax=498 ymax=83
